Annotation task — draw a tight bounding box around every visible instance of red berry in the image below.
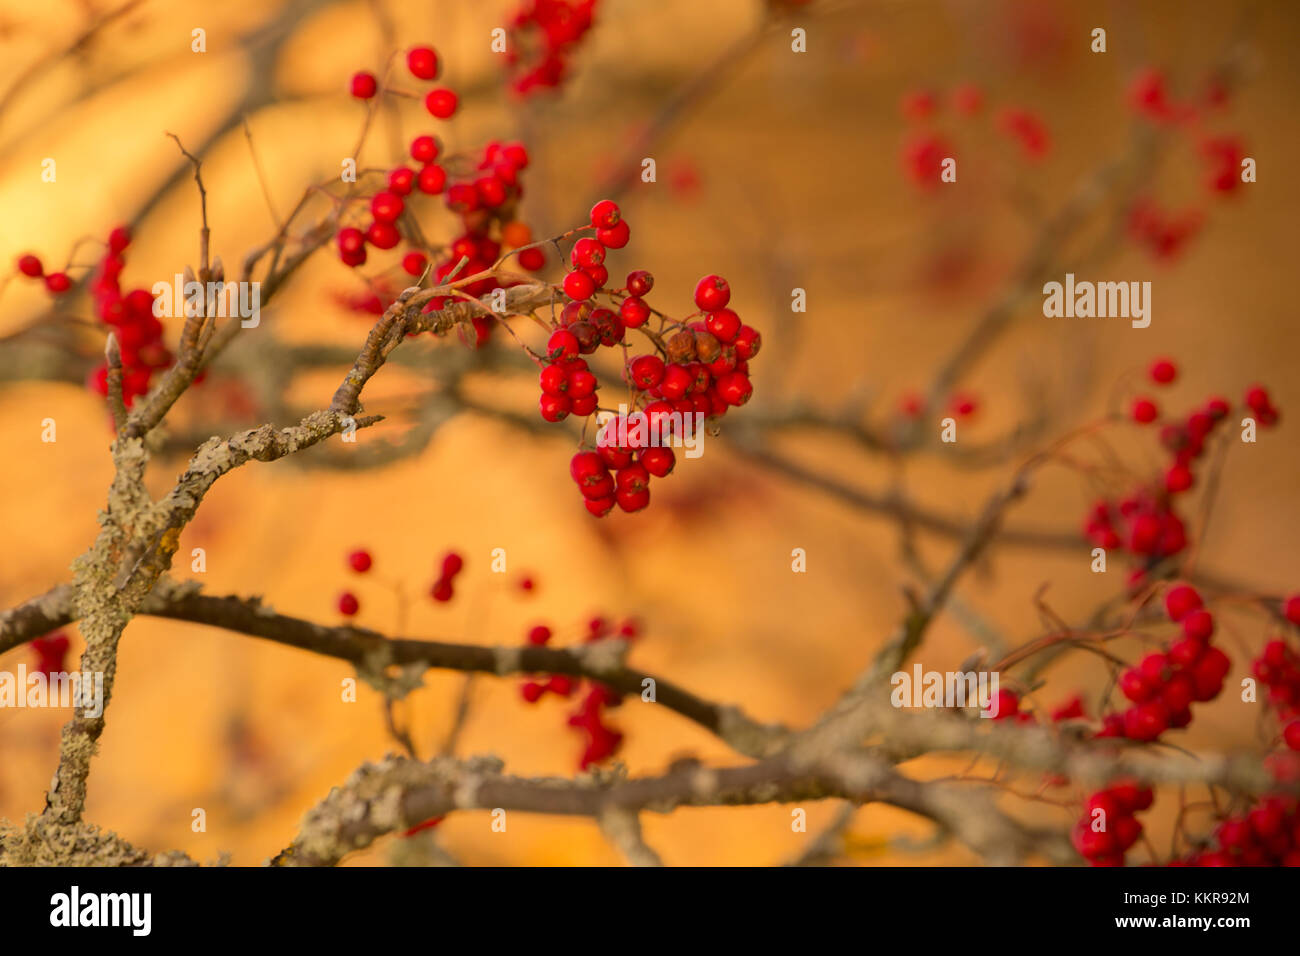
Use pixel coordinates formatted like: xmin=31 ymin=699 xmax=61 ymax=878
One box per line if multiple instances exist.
xmin=716 ymin=371 xmax=753 ymax=407
xmin=629 ymin=355 xmax=665 ymax=389
xmin=417 ymin=164 xmax=446 ymax=194
xmin=619 ymin=297 xmax=650 ymax=328
xmin=583 ymin=264 xmax=609 ymax=289
xmin=705 ymin=308 xmax=741 ymax=343
xmin=1164 ymin=585 xmax=1203 ymax=622
xmin=1182 ymin=608 xmax=1215 ymax=642
xmin=1165 ymin=463 xmax=1194 ymax=493
xmin=590 ymin=199 xmax=621 ymax=230
xmin=639 ymin=446 xmax=675 ymax=477
xmin=370 ymin=191 xmax=404 ymax=223
xmin=1284 ymin=720 xmax=1300 ymax=751
xmin=1169 ymin=636 xmax=1205 ymax=669
xmin=563 ymin=270 xmax=595 ymax=301
xmin=350 ymin=71 xmax=378 ymax=99
xmin=1283 ymin=594 xmax=1300 ymax=626
xmin=596 ymin=220 xmax=630 ymax=249
xmin=547 ymin=329 xmax=580 ymax=361
xmin=44 ymin=272 xmax=71 ymax=294
xmin=388 ymin=167 xmax=415 ymax=195
xmin=540 ymin=364 xmax=568 ymax=396
xmin=1149 ymin=358 xmax=1177 ymax=384
xmin=615 ymin=485 xmax=650 ymax=513
xmin=570 ymin=451 xmax=606 ymax=485
xmin=733 ymin=325 xmax=761 ymax=360
xmin=410 ymin=135 xmax=441 ymax=163
xmin=626 ymin=270 xmax=654 ymax=296
xmin=539 ymin=392 xmax=571 ymax=422
xmin=571 ymin=237 xmax=606 ymax=269
xmin=694 ymin=274 xmax=730 ymax=312
xmin=527 ymin=624 xmax=552 ymax=645
xmin=567 ymin=368 xmax=598 ymax=399
xmin=441 ymin=552 xmax=464 ymax=577
xmin=660 ymin=364 xmax=692 ymax=401
xmin=366 ymin=221 xmax=400 ymax=250
xmin=1131 ymin=397 xmax=1158 ymax=423
xmin=407 ymin=46 xmax=439 ymax=80
xmin=584 ymin=495 xmax=615 ymax=517
xmin=1124 ymin=699 xmax=1169 ymax=741
xmin=337 ymin=592 xmax=360 ymax=616
xmin=17 ymin=254 xmax=42 ymax=277
xmin=597 ymin=443 xmax=633 ymax=470
xmin=402 ymin=251 xmax=428 ymax=276
xmin=347 ymin=550 xmax=373 ymax=573
xmin=521 ymin=681 xmax=544 ymax=703
xmin=107 ymin=226 xmax=131 ymax=253
xmin=425 ymin=88 xmax=458 ymax=119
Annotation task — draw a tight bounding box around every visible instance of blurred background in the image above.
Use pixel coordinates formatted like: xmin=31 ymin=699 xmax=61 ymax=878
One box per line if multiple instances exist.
xmin=1 ymin=0 xmax=1298 ymax=865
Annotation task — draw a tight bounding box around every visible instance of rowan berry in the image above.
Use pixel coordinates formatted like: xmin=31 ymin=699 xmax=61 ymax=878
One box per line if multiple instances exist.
xmin=596 ymin=220 xmax=629 ymax=249
xmin=694 ymin=274 xmax=730 ymax=312
xmin=407 ymin=46 xmax=439 ymax=80
xmin=716 ymin=370 xmax=753 ymax=406
xmin=630 ymin=355 xmax=665 ymax=389
xmin=44 ymin=272 xmax=71 ymax=294
xmin=1165 ymin=463 xmax=1194 ymax=493
xmin=626 ymin=270 xmax=653 ymax=296
xmin=1132 ymin=397 xmax=1158 ymax=423
xmin=1150 ymin=358 xmax=1178 ymax=384
xmin=619 ymin=296 xmax=650 ymax=328
xmin=416 ymin=164 xmax=446 ymax=194
xmin=557 ymin=269 xmax=593 ymax=301
xmin=567 ymin=368 xmax=598 ymax=399
xmin=571 ymin=238 xmax=605 ymax=269
xmin=539 ymin=392 xmax=571 ymax=422
xmin=639 ymin=446 xmax=675 ymax=477
xmin=1285 ymin=595 xmax=1300 ymax=626
xmin=348 ymin=550 xmax=373 ymax=573
xmin=583 ymin=264 xmax=609 ymax=289
xmin=366 ymin=222 xmax=400 ymax=249
xmin=410 ymin=135 xmax=440 ymax=163
xmin=540 ymin=364 xmax=568 ymax=395
xmin=1182 ymin=608 xmax=1215 ymax=642
xmin=402 ymin=251 xmax=428 ymax=276
xmin=589 ymin=199 xmax=621 ymax=229
xmin=17 ymin=254 xmax=42 ymax=277
xmin=425 ymin=88 xmax=458 ymax=118
xmin=547 ymin=329 xmax=580 ymax=360
xmin=370 ymin=191 xmax=404 ymax=223
xmin=431 ymin=578 xmax=454 ymax=602
xmin=584 ymin=495 xmax=616 ymax=517
xmin=338 ymin=592 xmax=360 ymax=616
xmin=733 ymin=325 xmax=761 ymax=359
xmin=528 ymin=624 xmax=553 ymax=645
xmin=1164 ymin=584 xmax=1203 ymax=622
xmin=350 ymin=71 xmax=378 ymax=99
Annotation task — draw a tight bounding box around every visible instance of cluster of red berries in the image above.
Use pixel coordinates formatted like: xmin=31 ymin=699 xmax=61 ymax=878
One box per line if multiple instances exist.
xmin=86 ymin=227 xmax=172 ymax=406
xmin=1088 ymin=360 xmax=1279 ymax=584
xmin=336 ymin=548 xmax=372 ymax=616
xmin=339 ymin=49 xmax=544 ymax=344
xmin=548 ymin=208 xmax=759 ymax=515
xmin=520 ymin=615 xmax=638 ymax=768
xmin=1098 ymin=584 xmax=1230 ymax=742
xmin=1125 ymin=67 xmax=1248 ymax=261
xmin=899 ymin=82 xmax=1050 ymax=188
xmin=504 ymin=0 xmax=598 ymax=97
xmin=1252 ymin=631 xmax=1300 ymax=753
xmin=1072 ymin=781 xmax=1154 ymax=866
xmin=18 ymin=228 xmax=172 ymax=408
xmin=30 ymin=632 xmax=71 ymax=677
xmin=430 ymin=551 xmax=463 ymax=603
xmin=15 ymin=252 xmax=71 ymax=295
xmin=1180 ymin=796 xmax=1300 ymax=866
